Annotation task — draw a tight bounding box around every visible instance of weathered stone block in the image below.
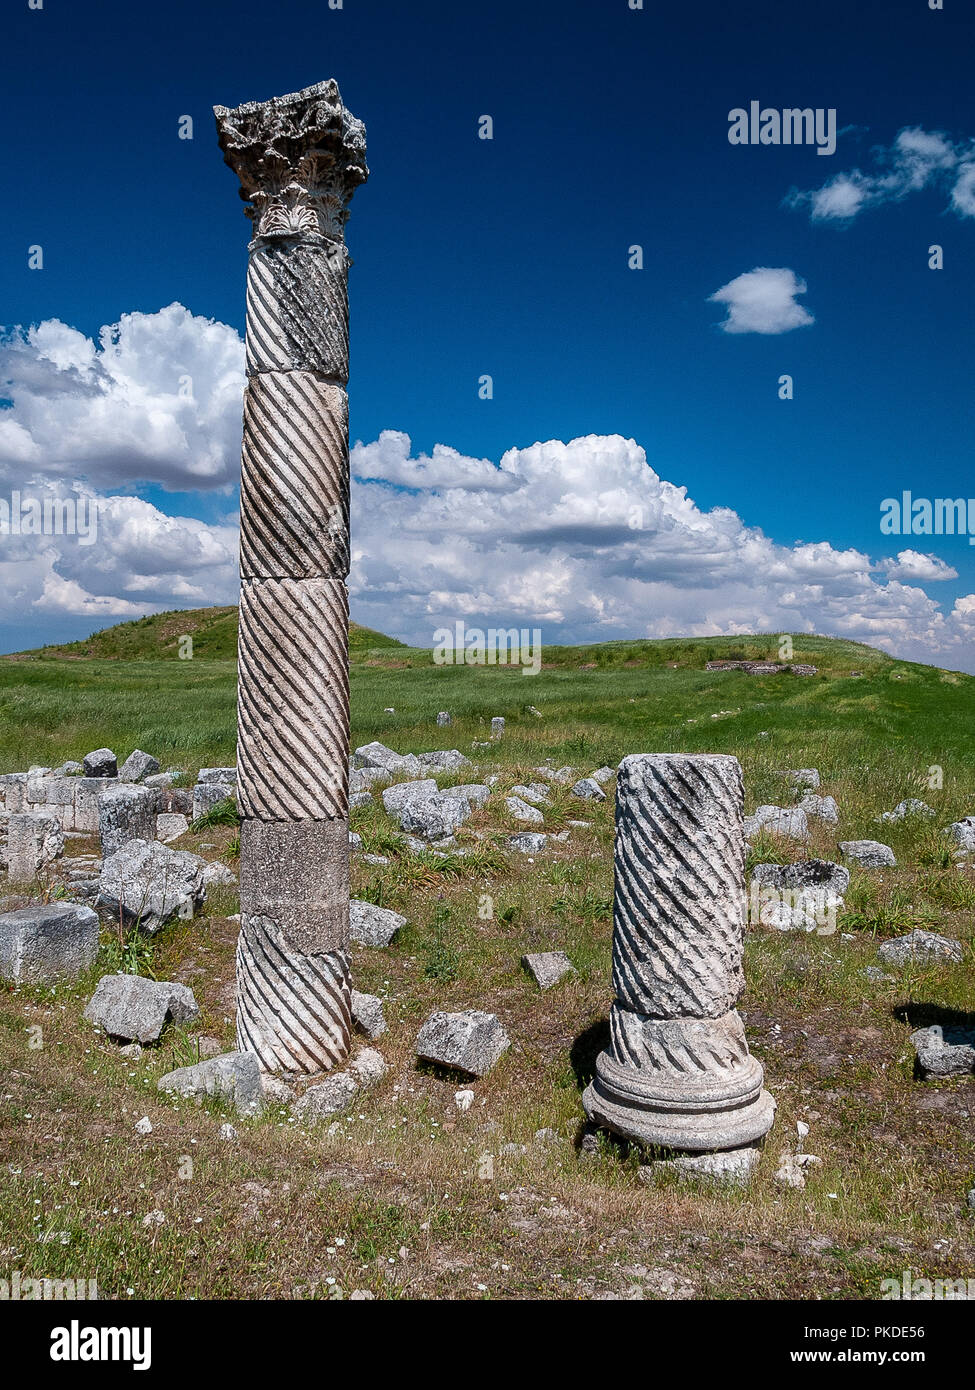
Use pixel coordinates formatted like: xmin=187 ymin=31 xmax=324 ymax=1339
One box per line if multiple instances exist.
xmin=156 ymin=813 xmax=190 ymax=843
xmin=508 ymin=832 xmax=548 ymax=854
xmin=397 ymin=793 xmax=470 ymax=841
xmin=506 ymin=796 xmax=544 ymax=824
xmin=522 ymin=951 xmax=575 ymax=989
xmin=118 ymin=750 xmax=161 ymax=783
xmin=98 ymin=839 xmax=207 ymax=933
xmin=7 ymin=812 xmax=64 ymax=881
xmin=73 ymin=777 xmax=121 ymax=834
xmin=351 ymin=989 xmax=387 ymax=1039
xmin=83 ymin=748 xmax=118 ymax=778
xmin=192 ymin=782 xmax=235 ymax=821
xmin=877 ymin=930 xmax=964 ymax=966
xmin=99 ymin=786 xmax=158 ymax=857
xmin=751 ymin=859 xmax=849 ymax=896
xmin=839 ymin=840 xmax=896 ymax=868
xmin=570 ymin=777 xmax=606 ymax=802
xmin=442 ymin=783 xmax=491 ymax=808
xmin=0 ymin=902 xmax=99 ymax=983
xmin=744 ymin=805 xmax=810 ymax=842
xmin=415 ymin=750 xmax=471 ymax=772
xmin=380 ymin=779 xmax=437 ymax=814
xmin=911 ymin=1025 xmax=975 ymax=1078
xmin=239 ymin=818 xmax=348 ymax=954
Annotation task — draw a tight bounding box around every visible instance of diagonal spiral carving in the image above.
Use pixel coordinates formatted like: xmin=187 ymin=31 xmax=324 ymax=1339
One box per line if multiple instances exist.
xmin=236 ymin=914 xmax=351 ymax=1074
xmin=608 ymin=1005 xmax=750 ymax=1076
xmin=611 ymin=754 xmax=747 ymax=1020
xmin=237 ymin=577 xmax=349 ymax=820
xmin=246 ymin=243 xmax=349 ymax=379
xmin=240 ymin=371 xmax=349 ymax=580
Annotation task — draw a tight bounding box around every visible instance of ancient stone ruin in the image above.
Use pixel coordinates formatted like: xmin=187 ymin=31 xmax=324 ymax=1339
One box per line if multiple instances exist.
xmin=214 ymin=81 xmax=368 ymax=1074
xmin=584 ymin=753 xmax=775 ymax=1153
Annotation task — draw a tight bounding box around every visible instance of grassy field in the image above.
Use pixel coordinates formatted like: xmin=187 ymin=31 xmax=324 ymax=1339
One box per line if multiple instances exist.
xmin=0 ymin=612 xmax=973 ymax=1299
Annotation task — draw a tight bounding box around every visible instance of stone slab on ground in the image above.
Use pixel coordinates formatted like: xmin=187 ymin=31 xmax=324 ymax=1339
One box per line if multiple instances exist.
xmin=839 ymin=839 xmax=896 ymax=868
xmin=97 ymin=839 xmax=207 ymax=933
xmin=351 ymin=989 xmax=387 ymax=1039
xmin=442 ymin=783 xmax=491 ymax=808
xmin=349 ymin=899 xmax=406 ymax=947
xmin=638 ymin=1146 xmax=761 ymax=1190
xmin=415 ymin=1009 xmax=510 ymax=1077
xmin=380 ymin=779 xmax=437 ymax=813
xmin=396 ymin=793 xmax=470 ymax=841
xmin=84 ymin=973 xmax=199 ymax=1043
xmin=508 ymin=832 xmax=548 ymax=854
xmin=522 ymin=951 xmax=576 ymax=989
xmin=751 ymin=859 xmax=850 ymax=896
xmin=416 ymin=750 xmax=472 ymax=773
xmin=570 ymin=777 xmax=606 ymax=802
xmin=877 ymin=930 xmax=964 ymax=966
xmin=157 ymin=1051 xmax=264 ymax=1116
xmin=744 ymin=805 xmax=810 ymax=842
xmin=911 ymin=1025 xmax=975 ymax=1078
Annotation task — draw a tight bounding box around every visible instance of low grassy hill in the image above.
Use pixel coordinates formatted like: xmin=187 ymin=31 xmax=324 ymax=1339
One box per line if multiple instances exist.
xmin=15 ymin=606 xmax=405 ymax=663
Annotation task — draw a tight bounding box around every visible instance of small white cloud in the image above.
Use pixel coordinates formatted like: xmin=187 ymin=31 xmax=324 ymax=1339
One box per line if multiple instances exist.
xmin=709 ymin=267 xmax=814 ymax=335
xmin=807 ymin=172 xmax=870 ymax=221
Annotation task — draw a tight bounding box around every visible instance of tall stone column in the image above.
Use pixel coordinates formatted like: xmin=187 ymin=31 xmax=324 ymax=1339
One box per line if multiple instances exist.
xmin=584 ymin=754 xmax=775 ymax=1151
xmin=214 ymin=81 xmax=368 ymax=1074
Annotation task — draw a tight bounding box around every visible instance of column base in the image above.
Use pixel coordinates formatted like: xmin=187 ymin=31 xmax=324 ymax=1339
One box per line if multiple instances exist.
xmin=582 ymin=1009 xmax=775 ymax=1152
xmin=236 ymin=913 xmax=351 ymax=1074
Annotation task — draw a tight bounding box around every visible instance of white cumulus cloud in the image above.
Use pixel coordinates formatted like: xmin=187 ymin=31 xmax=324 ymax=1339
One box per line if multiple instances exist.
xmin=0 ymin=303 xmax=245 ymax=491
xmin=348 ymin=433 xmax=975 ymax=671
xmin=883 ymin=550 xmax=958 ymax=583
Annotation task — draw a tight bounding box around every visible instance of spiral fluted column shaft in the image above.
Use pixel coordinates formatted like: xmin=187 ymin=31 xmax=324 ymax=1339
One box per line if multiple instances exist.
xmin=584 ymin=754 xmax=775 ymax=1151
xmin=214 ymin=81 xmax=368 ymax=1073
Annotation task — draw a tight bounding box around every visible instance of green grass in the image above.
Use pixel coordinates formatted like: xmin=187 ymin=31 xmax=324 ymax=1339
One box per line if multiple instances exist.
xmin=1 ymin=614 xmax=973 ymax=797
xmin=1 ymin=609 xmax=975 ymax=1300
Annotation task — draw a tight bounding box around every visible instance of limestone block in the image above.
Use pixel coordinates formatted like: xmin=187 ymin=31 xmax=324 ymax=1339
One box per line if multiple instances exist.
xmin=0 ymin=902 xmax=98 ymax=983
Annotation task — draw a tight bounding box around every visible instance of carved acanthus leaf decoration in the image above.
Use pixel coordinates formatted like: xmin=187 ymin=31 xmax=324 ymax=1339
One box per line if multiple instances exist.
xmin=214 ymin=80 xmax=368 ymax=242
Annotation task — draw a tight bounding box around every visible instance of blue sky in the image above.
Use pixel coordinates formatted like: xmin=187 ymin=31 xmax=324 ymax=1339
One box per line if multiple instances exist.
xmin=1 ymin=0 xmax=974 ymax=667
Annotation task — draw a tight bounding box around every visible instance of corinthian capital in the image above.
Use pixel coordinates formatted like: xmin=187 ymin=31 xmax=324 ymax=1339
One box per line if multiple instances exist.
xmin=214 ymin=79 xmax=368 ymax=243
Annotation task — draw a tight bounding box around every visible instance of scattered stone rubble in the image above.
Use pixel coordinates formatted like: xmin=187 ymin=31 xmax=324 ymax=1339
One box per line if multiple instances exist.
xmin=705 ymin=660 xmax=817 ymax=676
